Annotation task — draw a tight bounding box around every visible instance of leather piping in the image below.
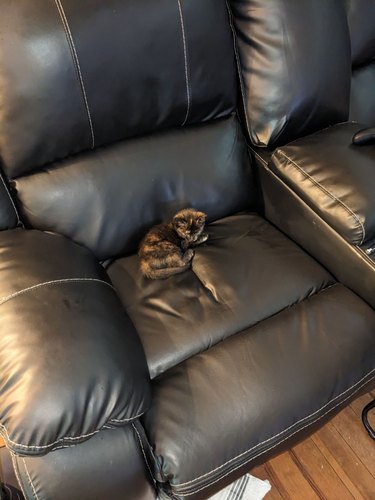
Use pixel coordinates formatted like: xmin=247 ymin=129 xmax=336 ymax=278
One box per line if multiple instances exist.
xmin=21 ymin=458 xmax=40 ymax=500
xmin=53 ymin=0 xmax=95 ymax=148
xmin=172 ymin=369 xmax=375 ymax=495
xmin=0 ymin=278 xmax=115 ymax=307
xmin=177 ymin=0 xmax=191 ymax=126
xmin=0 ymin=411 xmax=145 ymax=453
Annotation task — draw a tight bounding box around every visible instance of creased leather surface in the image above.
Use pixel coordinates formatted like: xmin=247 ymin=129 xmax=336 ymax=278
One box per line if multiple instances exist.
xmin=0 ymin=229 xmax=150 ymax=456
xmin=228 ymin=0 xmax=351 ymax=147
xmin=144 ymin=284 xmax=375 ymax=497
xmin=256 ymin=160 xmax=375 ymax=309
xmin=0 ymin=0 xmax=236 ymax=177
xmin=15 ymin=116 xmax=255 ymax=260
xmin=12 ymin=426 xmax=156 ymax=500
xmin=108 ymin=213 xmax=334 ymax=379
xmin=272 ymin=122 xmax=375 ymax=245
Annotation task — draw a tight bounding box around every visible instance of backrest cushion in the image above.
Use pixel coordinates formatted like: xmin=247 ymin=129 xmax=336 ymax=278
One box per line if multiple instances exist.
xmin=228 ymin=0 xmax=351 ymax=147
xmin=0 ymin=0 xmax=237 ymax=178
xmin=15 ymin=116 xmax=255 ymax=259
xmin=347 ymin=0 xmax=375 ymax=123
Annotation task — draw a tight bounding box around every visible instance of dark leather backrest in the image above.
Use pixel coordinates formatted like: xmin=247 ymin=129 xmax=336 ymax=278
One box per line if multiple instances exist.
xmin=15 ymin=116 xmax=255 ymax=259
xmin=0 ymin=0 xmax=256 ymax=258
xmin=0 ymin=0 xmax=236 ymax=178
xmin=347 ymin=0 xmax=375 ymax=123
xmin=229 ymin=0 xmax=375 ymax=147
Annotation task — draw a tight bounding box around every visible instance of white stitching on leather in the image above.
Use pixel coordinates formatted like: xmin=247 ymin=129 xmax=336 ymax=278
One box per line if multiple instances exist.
xmin=21 ymin=458 xmax=40 ymax=500
xmin=10 ymin=452 xmax=28 ymax=500
xmin=173 ymin=368 xmax=375 ymax=489
xmin=225 ymin=0 xmax=251 ymax=140
xmin=177 ymin=0 xmax=191 ymax=126
xmin=0 ymin=277 xmax=114 ymax=307
xmin=0 ymin=411 xmax=144 ymax=451
xmin=132 ymin=423 xmax=157 ymax=484
xmin=177 ymin=372 xmax=375 ymax=495
xmin=54 ymin=0 xmax=95 ymax=149
xmin=276 ymin=149 xmax=366 ymax=245
xmin=0 ymin=174 xmax=21 ymax=226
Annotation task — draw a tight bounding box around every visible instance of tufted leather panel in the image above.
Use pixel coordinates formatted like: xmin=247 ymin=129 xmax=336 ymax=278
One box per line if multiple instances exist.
xmin=15 ymin=116 xmax=256 ymax=260
xmin=271 ymin=122 xmax=375 ymax=246
xmin=0 ymin=0 xmax=236 ymax=178
xmin=228 ymin=0 xmax=351 ymax=147
xmin=0 ymin=229 xmax=150 ymax=456
xmin=108 ymin=213 xmax=334 ymax=379
xmin=143 ymin=284 xmax=375 ymax=499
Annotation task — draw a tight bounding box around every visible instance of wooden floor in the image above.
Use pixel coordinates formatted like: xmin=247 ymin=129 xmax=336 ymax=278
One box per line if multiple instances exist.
xmin=252 ymin=391 xmax=375 ymax=499
xmin=0 ymin=392 xmax=374 ymax=498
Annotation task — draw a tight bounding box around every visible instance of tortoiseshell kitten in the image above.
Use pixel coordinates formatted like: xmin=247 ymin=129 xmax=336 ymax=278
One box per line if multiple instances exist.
xmin=139 ymin=208 xmax=208 ymax=279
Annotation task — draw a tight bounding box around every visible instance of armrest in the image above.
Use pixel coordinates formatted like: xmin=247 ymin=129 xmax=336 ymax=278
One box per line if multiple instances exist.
xmin=271 ymin=122 xmax=375 ymax=246
xmin=0 ymin=229 xmax=150 ymax=455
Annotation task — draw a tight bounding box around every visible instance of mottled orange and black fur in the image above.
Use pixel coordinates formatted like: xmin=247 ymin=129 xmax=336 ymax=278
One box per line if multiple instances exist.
xmin=139 ymin=208 xmax=208 ymax=279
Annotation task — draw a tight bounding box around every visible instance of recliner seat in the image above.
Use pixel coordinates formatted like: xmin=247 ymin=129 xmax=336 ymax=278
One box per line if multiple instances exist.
xmin=229 ymin=0 xmax=375 ymax=308
xmin=0 ymin=1 xmax=374 ymax=499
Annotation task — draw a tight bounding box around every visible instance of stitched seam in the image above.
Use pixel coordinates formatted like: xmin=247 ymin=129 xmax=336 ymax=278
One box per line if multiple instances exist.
xmin=225 ymin=0 xmax=251 ymax=139
xmin=277 ymin=149 xmax=365 ymax=245
xmin=0 ymin=174 xmax=21 ymax=225
xmin=132 ymin=423 xmax=156 ymax=484
xmin=177 ymin=0 xmax=191 ymax=126
xmin=10 ymin=453 xmax=28 ymax=500
xmin=0 ymin=411 xmax=143 ymax=450
xmin=0 ymin=278 xmax=114 ymax=307
xmin=54 ymin=0 xmax=95 ymax=148
xmin=173 ymin=367 xmax=375 ymax=488
xmin=22 ymin=459 xmax=40 ymax=500
xmin=175 ymin=372 xmax=375 ymax=495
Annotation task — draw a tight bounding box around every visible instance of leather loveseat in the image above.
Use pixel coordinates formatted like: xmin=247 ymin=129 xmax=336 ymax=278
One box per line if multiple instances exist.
xmin=0 ymin=1 xmax=374 ymax=499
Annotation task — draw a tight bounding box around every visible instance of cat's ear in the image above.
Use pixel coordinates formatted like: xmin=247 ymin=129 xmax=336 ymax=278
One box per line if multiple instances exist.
xmin=196 ymin=212 xmax=207 ymax=224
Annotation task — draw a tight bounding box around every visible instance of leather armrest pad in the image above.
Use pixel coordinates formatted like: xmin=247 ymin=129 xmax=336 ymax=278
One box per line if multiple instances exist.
xmin=271 ymin=122 xmax=375 ymax=245
xmin=0 ymin=229 xmax=150 ymax=455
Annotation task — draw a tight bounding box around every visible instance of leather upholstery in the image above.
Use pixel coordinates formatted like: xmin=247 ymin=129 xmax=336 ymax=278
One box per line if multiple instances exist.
xmin=0 ymin=0 xmax=236 ymax=178
xmin=14 ymin=116 xmax=256 ymax=259
xmin=229 ymin=0 xmax=375 ymax=147
xmin=228 ymin=0 xmax=351 ymax=147
xmin=11 ymin=426 xmax=156 ymax=500
xmin=255 ymin=158 xmax=375 ymax=309
xmin=271 ymin=122 xmax=375 ymax=246
xmin=0 ymin=175 xmax=20 ymax=230
xmin=0 ymin=0 xmax=374 ymax=498
xmin=0 ymin=229 xmax=150 ymax=455
xmin=143 ymin=283 xmax=375 ymax=499
xmin=108 ymin=213 xmax=334 ymax=379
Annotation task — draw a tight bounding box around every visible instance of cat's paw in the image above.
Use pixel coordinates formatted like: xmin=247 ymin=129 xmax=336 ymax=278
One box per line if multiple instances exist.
xmin=184 ymin=249 xmax=194 ymax=262
xmin=200 ymin=232 xmax=209 ymax=243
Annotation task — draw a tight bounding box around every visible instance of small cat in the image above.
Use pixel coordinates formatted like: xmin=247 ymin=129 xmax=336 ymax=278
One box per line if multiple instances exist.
xmin=139 ymin=208 xmax=208 ymax=279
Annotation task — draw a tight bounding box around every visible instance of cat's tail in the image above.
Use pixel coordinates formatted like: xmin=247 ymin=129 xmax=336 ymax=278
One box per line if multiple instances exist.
xmin=143 ymin=262 xmax=191 ymax=280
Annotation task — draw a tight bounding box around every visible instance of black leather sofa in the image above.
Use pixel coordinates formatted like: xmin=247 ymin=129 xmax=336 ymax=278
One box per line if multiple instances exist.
xmin=0 ymin=1 xmax=374 ymax=499
xmin=230 ymin=0 xmax=375 ymax=308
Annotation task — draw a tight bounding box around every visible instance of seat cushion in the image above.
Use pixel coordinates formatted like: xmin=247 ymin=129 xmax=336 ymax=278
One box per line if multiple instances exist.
xmin=108 ymin=213 xmax=334 ymax=378
xmin=143 ymin=283 xmax=375 ymax=498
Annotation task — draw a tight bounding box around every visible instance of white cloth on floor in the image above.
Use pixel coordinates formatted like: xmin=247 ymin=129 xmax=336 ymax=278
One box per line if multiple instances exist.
xmin=208 ymin=473 xmax=271 ymax=500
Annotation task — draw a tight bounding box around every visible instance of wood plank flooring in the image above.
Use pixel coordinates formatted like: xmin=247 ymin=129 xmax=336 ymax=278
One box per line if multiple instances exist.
xmin=252 ymin=391 xmax=375 ymax=499
xmin=0 ymin=392 xmax=374 ymax=498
